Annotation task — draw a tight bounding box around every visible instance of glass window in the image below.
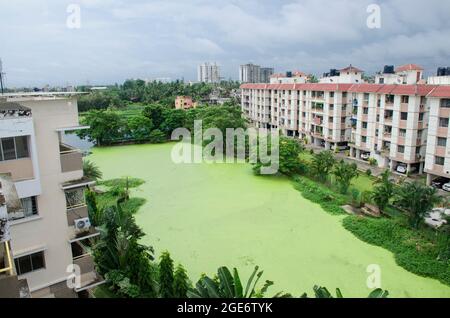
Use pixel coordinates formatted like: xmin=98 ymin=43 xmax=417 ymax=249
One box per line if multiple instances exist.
xmin=441 ymin=99 xmax=450 ymax=108
xmin=401 ymin=112 xmax=408 ymax=120
xmin=437 ymin=137 xmax=447 ymax=147
xmin=401 ymin=96 xmax=409 ymax=103
xmin=398 ymin=146 xmax=405 ymax=153
xmin=2 ymin=138 xmax=16 ymax=160
xmin=439 ymin=117 xmax=449 ymax=128
xmin=20 ymin=197 xmax=38 ymax=218
xmin=435 ymin=156 xmax=445 ymax=166
xmin=362 ymin=136 xmax=367 ymax=143
xmin=419 ymin=113 xmax=424 ymax=121
xmin=399 ymin=129 xmax=407 ymax=137
xmin=363 ymin=107 xmax=369 ymax=114
xmin=362 ymin=122 xmax=368 ymax=129
xmin=14 ymin=251 xmax=45 ymax=275
xmin=15 ymin=136 xmax=29 ymax=159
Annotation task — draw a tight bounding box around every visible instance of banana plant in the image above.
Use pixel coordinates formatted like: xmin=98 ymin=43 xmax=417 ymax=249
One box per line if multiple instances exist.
xmin=300 ymin=286 xmax=389 ymax=298
xmin=187 ymin=266 xmax=271 ymax=298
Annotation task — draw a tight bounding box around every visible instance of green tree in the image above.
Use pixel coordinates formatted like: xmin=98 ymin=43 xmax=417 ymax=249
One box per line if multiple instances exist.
xmin=332 ymin=160 xmax=358 ymax=194
xmin=253 ymin=136 xmax=306 ymax=176
xmin=127 ymin=115 xmax=153 ymax=142
xmin=85 ymin=188 xmax=102 ymax=227
xmin=149 ymin=129 xmax=167 ymax=143
xmin=395 ymin=182 xmax=442 ymax=229
xmin=173 ymin=264 xmax=190 ymax=298
xmin=310 ymin=151 xmax=336 ymax=183
xmin=160 ymin=109 xmax=186 ymax=136
xmin=83 ymin=159 xmax=103 ymax=180
xmin=79 ymin=110 xmax=125 ymax=145
xmin=371 ymin=170 xmax=394 ymax=212
xmin=142 ymin=104 xmax=166 ymax=129
xmin=159 ymin=251 xmax=174 ymax=298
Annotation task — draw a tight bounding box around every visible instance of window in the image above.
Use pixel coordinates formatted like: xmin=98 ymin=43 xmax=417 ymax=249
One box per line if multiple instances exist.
xmin=398 ymin=145 xmax=405 ymax=153
xmin=362 ymin=136 xmax=367 ymax=143
xmin=419 ymin=113 xmax=424 ymax=121
xmin=363 ymin=107 xmax=369 ymax=115
xmin=399 ymin=129 xmax=407 ymax=137
xmin=439 ymin=117 xmax=449 ymax=128
xmin=379 ymin=78 xmax=385 ymax=84
xmin=20 ymin=197 xmax=38 ymax=218
xmin=386 ymin=95 xmax=394 ymax=104
xmin=364 ymin=93 xmax=370 ymax=101
xmin=0 ymin=136 xmax=30 ymax=161
xmin=330 ymin=92 xmax=335 ymax=98
xmin=65 ymin=188 xmax=85 ymax=209
xmin=14 ymin=251 xmax=45 ymax=275
xmin=437 ymin=137 xmax=447 ymax=147
xmin=435 ymin=156 xmax=445 ymax=166
xmin=441 ymin=99 xmax=450 ymax=108
xmin=362 ymin=122 xmax=368 ymax=129
xmin=401 ymin=112 xmax=408 ymax=120
xmin=401 ymin=95 xmax=409 ymax=103
xmin=341 ymin=117 xmax=346 ymax=123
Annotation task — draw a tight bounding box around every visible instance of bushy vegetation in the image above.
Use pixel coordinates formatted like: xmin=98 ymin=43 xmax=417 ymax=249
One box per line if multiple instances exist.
xmin=79 ymin=102 xmax=245 ymax=146
xmin=343 ymin=216 xmax=450 ymax=286
xmin=78 ymin=79 xmax=240 ymax=112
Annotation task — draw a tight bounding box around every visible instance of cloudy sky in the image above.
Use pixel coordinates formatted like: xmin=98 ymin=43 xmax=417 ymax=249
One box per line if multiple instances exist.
xmin=1 ymin=0 xmax=450 ymax=86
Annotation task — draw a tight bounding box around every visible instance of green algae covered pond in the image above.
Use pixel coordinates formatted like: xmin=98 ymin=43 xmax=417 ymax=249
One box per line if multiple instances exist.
xmin=89 ymin=143 xmax=450 ymax=298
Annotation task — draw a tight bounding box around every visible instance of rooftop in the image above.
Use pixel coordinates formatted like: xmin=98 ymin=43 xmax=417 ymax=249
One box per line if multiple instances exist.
xmin=395 ymin=64 xmax=424 ymax=72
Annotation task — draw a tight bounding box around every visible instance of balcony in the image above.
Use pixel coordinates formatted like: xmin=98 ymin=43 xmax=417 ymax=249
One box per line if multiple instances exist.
xmin=60 ymin=143 xmax=83 ymax=173
xmin=0 ymin=158 xmax=34 ymax=182
xmin=71 ymin=242 xmax=105 ymax=292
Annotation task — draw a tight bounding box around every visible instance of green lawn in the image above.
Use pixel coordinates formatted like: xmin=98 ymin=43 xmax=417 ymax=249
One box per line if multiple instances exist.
xmin=89 ymin=143 xmax=450 ymax=298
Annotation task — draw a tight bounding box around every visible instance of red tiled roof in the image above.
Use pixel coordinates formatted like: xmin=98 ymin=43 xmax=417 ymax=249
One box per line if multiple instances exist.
xmin=340 ymin=65 xmax=363 ymax=73
xmin=427 ymin=86 xmax=450 ymax=98
xmin=395 ymin=64 xmax=424 ymax=72
xmin=269 ymin=73 xmax=284 ymax=78
xmin=240 ymin=83 xmax=446 ymax=97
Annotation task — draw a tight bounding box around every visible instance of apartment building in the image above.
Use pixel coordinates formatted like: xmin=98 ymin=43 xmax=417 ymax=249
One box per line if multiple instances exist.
xmin=239 ymin=64 xmax=274 ymax=83
xmin=241 ymin=64 xmax=450 ymax=184
xmin=0 ymin=93 xmax=103 ymax=298
xmin=198 ymin=62 xmax=221 ymax=83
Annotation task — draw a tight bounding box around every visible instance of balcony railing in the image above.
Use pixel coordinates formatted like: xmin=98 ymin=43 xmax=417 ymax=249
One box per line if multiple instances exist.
xmin=60 ymin=143 xmax=83 ymax=173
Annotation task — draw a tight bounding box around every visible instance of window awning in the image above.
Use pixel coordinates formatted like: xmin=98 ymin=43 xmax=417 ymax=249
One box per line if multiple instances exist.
xmin=56 ymin=125 xmax=90 ymax=132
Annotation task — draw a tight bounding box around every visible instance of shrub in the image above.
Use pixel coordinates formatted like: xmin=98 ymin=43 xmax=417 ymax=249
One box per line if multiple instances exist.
xmin=343 ymin=216 xmax=450 ymax=286
xmin=310 ymin=149 xmax=314 ymax=155
xmin=293 ymin=176 xmax=347 ymax=215
xmin=149 ymin=129 xmax=167 ymax=143
xmin=366 ymin=169 xmax=372 ymax=177
xmin=368 ymin=158 xmax=378 ymax=167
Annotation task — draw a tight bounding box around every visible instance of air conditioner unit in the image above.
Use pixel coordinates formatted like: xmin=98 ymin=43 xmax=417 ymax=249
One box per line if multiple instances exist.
xmin=74 ymin=217 xmax=91 ymax=232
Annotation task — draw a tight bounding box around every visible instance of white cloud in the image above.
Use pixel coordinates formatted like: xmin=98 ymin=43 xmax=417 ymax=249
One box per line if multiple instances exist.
xmin=0 ymin=0 xmax=449 ymax=85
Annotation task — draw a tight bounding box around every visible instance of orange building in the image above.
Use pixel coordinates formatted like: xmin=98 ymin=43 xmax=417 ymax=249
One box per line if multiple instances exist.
xmin=175 ymin=96 xmax=197 ymax=110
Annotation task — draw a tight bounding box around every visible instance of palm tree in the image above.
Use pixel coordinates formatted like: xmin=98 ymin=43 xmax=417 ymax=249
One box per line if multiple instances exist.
xmin=333 ymin=160 xmax=358 ymax=194
xmin=311 ymin=151 xmax=336 ymax=183
xmin=83 ymin=159 xmax=103 ymax=180
xmin=371 ymin=170 xmax=394 ymax=212
xmin=395 ymin=182 xmax=442 ymax=229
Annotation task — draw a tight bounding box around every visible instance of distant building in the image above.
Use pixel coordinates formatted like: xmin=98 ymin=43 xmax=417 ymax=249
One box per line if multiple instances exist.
xmin=260 ymin=67 xmax=274 ymax=83
xmin=320 ymin=65 xmax=364 ymax=84
xmin=239 ymin=64 xmax=274 ymax=83
xmin=239 ymin=64 xmax=261 ymax=83
xmin=270 ymin=71 xmax=309 ymax=84
xmin=375 ymin=64 xmax=424 ymax=85
xmin=175 ymin=96 xmax=197 ymax=110
xmin=197 ymin=63 xmax=220 ymax=83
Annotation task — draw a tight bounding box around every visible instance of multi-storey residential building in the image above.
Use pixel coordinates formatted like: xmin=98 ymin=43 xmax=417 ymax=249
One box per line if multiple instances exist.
xmin=0 ymin=93 xmax=103 ymax=298
xmin=270 ymin=71 xmax=309 ymax=84
xmin=260 ymin=67 xmax=274 ymax=83
xmin=197 ymin=62 xmax=221 ymax=83
xmin=241 ymin=64 xmax=450 ymax=184
xmin=239 ymin=64 xmax=261 ymax=83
